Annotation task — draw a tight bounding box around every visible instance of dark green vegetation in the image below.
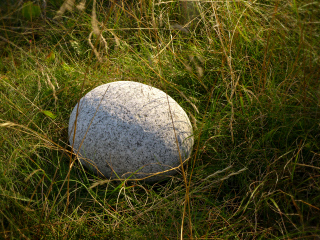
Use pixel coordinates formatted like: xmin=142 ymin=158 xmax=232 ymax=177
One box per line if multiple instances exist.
xmin=1 ymin=0 xmax=320 ymax=239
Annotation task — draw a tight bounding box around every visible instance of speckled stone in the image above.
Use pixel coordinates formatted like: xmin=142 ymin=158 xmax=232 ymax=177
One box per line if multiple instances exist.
xmin=68 ymin=81 xmax=194 ymax=182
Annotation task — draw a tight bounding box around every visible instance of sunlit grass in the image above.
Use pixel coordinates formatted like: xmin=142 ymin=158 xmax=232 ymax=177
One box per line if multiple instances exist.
xmin=0 ymin=0 xmax=320 ymax=238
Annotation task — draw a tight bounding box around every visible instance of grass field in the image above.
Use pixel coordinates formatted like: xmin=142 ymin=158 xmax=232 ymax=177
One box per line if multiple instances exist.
xmin=1 ymin=0 xmax=320 ymax=239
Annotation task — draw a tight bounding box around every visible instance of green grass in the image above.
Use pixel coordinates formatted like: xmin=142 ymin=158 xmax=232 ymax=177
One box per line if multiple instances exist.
xmin=1 ymin=0 xmax=320 ymax=239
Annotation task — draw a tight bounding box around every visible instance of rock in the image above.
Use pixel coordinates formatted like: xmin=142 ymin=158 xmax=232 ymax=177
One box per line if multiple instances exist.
xmin=68 ymin=81 xmax=194 ymax=182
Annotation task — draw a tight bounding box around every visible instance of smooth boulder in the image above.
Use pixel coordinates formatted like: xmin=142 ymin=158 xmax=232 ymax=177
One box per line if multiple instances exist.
xmin=68 ymin=81 xmax=194 ymax=182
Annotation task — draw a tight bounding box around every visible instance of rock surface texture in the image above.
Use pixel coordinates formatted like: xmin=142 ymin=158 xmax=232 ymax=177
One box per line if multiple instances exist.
xmin=68 ymin=81 xmax=194 ymax=182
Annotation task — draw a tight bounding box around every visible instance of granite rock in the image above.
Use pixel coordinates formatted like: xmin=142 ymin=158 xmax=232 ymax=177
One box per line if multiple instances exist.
xmin=68 ymin=81 xmax=194 ymax=182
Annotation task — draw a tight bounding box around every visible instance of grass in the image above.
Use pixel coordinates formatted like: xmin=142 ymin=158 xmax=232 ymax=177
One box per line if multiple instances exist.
xmin=0 ymin=0 xmax=320 ymax=239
